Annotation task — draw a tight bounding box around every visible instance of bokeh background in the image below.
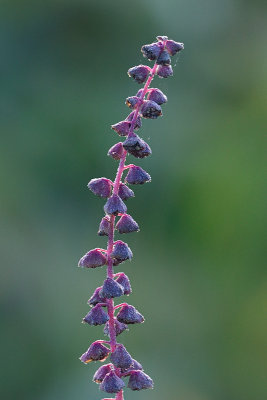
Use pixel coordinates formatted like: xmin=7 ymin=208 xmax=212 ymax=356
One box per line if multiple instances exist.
xmin=1 ymin=0 xmax=266 ymax=399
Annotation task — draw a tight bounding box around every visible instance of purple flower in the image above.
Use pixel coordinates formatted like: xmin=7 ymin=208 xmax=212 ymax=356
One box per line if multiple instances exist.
xmin=111 ymin=120 xmax=131 ymax=136
xmin=125 ymin=96 xmax=140 ymax=109
xmin=78 ymin=249 xmax=107 ymax=268
xmin=128 ymin=65 xmax=151 ymax=84
xmin=125 ymin=165 xmax=151 ymax=185
xmin=118 ymin=183 xmax=134 ymax=200
xmin=122 ymin=358 xmax=143 ymax=375
xmin=116 ymin=304 xmax=144 ymax=324
xmin=100 ymin=370 xmax=125 ymax=393
xmin=123 ymin=134 xmax=152 ymax=159
xmin=100 ymin=278 xmax=124 ymax=299
xmin=141 ymin=100 xmax=162 ymax=119
xmin=103 ymin=319 xmax=128 ymax=337
xmin=111 ymin=240 xmax=133 ymax=262
xmin=93 ymin=364 xmax=113 ymax=383
xmin=115 ymin=273 xmax=132 ymax=295
xmin=88 ymin=286 xmax=106 ymax=306
xmin=141 ymin=42 xmax=162 ymax=61
xmin=128 ymin=370 xmax=154 ymax=391
xmin=83 ymin=304 xmax=109 ymax=326
xmin=126 ymin=111 xmax=142 ymax=129
xmin=80 ymin=342 xmax=110 ymax=363
xmin=104 ymin=194 xmax=127 ymax=216
xmin=147 ymin=88 xmax=167 ymax=105
xmin=165 ymin=39 xmax=184 ymax=55
xmin=116 ymin=214 xmax=139 ymax=235
xmin=110 ymin=344 xmax=133 ymax=369
xmin=88 ymin=178 xmax=112 ymax=198
xmin=107 ymin=142 xmax=125 ymax=160
xmin=157 ymin=64 xmax=173 ymax=78
xmin=156 ymin=50 xmax=171 ymax=66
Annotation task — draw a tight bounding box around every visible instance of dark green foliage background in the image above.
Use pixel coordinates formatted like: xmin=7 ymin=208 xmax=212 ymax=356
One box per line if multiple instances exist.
xmin=0 ymin=1 xmax=266 ymax=399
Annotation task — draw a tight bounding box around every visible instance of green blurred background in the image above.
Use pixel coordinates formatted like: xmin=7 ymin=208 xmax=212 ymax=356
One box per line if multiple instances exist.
xmin=0 ymin=0 xmax=266 ymax=399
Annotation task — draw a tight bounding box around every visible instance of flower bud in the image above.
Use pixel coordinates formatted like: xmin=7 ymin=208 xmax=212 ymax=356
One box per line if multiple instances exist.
xmin=141 ymin=100 xmax=162 ymax=119
xmin=147 ymin=88 xmax=167 ymax=105
xmin=141 ymin=42 xmax=161 ymax=61
xmin=156 ymin=49 xmax=171 ymax=66
xmin=79 ymin=342 xmax=110 ymax=364
xmin=88 ymin=178 xmax=112 ymax=198
xmin=127 ymin=65 xmax=151 ymax=84
xmin=128 ymin=370 xmax=154 ymax=391
xmin=116 ymin=214 xmax=139 ymax=235
xmin=165 ymin=39 xmax=184 ymax=56
xmin=111 ymin=121 xmax=131 ymax=136
xmin=126 ymin=111 xmax=142 ymax=130
xmin=107 ymin=142 xmax=125 ymax=160
xmin=117 ymin=304 xmax=144 ymax=324
xmin=123 ymin=134 xmax=152 ymax=158
xmin=103 ymin=319 xmax=128 ymax=337
xmin=88 ymin=287 xmax=106 ymax=306
xmin=97 ymin=217 xmax=110 ymax=236
xmin=116 ymin=273 xmax=132 ymax=295
xmin=111 ymin=240 xmax=133 ymax=262
xmin=157 ymin=64 xmax=173 ymax=78
xmin=83 ymin=304 xmax=109 ymax=326
xmin=118 ymin=183 xmax=134 ymax=200
xmin=100 ymin=371 xmax=125 ymax=393
xmin=125 ymin=165 xmax=151 ymax=185
xmin=125 ymin=96 xmax=140 ymax=109
xmin=122 ymin=359 xmax=143 ymax=375
xmin=136 ymin=89 xmax=143 ymax=98
xmin=93 ymin=364 xmax=113 ymax=383
xmin=78 ymin=249 xmax=107 ymax=268
xmin=100 ymin=278 xmax=124 ymax=299
xmin=104 ymin=194 xmax=127 ymax=216
xmin=110 ymin=344 xmax=133 ymax=369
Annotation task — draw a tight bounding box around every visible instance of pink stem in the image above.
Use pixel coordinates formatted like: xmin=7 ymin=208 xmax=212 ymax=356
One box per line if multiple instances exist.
xmin=105 ymin=60 xmax=158 ymax=398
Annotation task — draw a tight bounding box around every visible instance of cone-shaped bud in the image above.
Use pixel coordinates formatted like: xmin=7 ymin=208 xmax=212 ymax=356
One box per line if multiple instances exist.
xmin=78 ymin=249 xmax=107 ymax=268
xmin=88 ymin=178 xmax=112 ymax=198
xmin=116 ymin=214 xmax=139 ymax=235
xmin=141 ymin=100 xmax=162 ymax=119
xmin=111 ymin=240 xmax=133 ymax=261
xmin=128 ymin=371 xmax=154 ymax=391
xmin=100 ymin=278 xmax=124 ymax=299
xmin=118 ymin=183 xmax=134 ymax=200
xmin=125 ymin=96 xmax=140 ymax=109
xmin=122 ymin=358 xmax=143 ymax=375
xmin=110 ymin=344 xmax=133 ymax=369
xmin=107 ymin=142 xmax=125 ymax=160
xmin=123 ymin=135 xmax=152 ymax=158
xmin=156 ymin=50 xmax=171 ymax=66
xmin=103 ymin=319 xmax=128 ymax=337
xmin=126 ymin=111 xmax=142 ymax=130
xmin=104 ymin=194 xmax=127 ymax=216
xmin=100 ymin=371 xmax=125 ymax=393
xmin=136 ymin=89 xmax=143 ymax=98
xmin=93 ymin=364 xmax=113 ymax=383
xmin=147 ymin=88 xmax=167 ymax=105
xmin=83 ymin=304 xmax=109 ymax=326
xmin=116 ymin=273 xmax=132 ymax=295
xmin=125 ymin=165 xmax=151 ymax=185
xmin=157 ymin=64 xmax=173 ymax=78
xmin=88 ymin=287 xmax=106 ymax=306
xmin=141 ymin=42 xmax=162 ymax=61
xmin=165 ymin=40 xmax=184 ymax=56
xmin=98 ymin=217 xmax=110 ymax=236
xmin=79 ymin=342 xmax=110 ymax=364
xmin=117 ymin=304 xmax=144 ymax=324
xmin=111 ymin=121 xmax=131 ymax=136
xmin=128 ymin=65 xmax=151 ymax=84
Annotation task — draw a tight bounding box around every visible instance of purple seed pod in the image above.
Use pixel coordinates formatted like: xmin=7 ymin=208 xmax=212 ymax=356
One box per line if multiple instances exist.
xmin=111 ymin=240 xmax=133 ymax=262
xmin=97 ymin=217 xmax=110 ymax=236
xmin=125 ymin=165 xmax=151 ymax=185
xmin=116 ymin=304 xmax=144 ymax=324
xmin=156 ymin=49 xmax=171 ymax=66
xmin=88 ymin=286 xmax=106 ymax=306
xmin=83 ymin=304 xmax=109 ymax=326
xmin=118 ymin=183 xmax=135 ymax=200
xmin=107 ymin=142 xmax=125 ymax=160
xmin=104 ymin=194 xmax=127 ymax=216
xmin=79 ymin=342 xmax=110 ymax=364
xmin=125 ymin=96 xmax=140 ymax=109
xmin=88 ymin=178 xmax=113 ymax=198
xmin=93 ymin=364 xmax=113 ymax=383
xmin=157 ymin=64 xmax=173 ymax=78
xmin=103 ymin=319 xmax=128 ymax=337
xmin=100 ymin=370 xmax=125 ymax=393
xmin=116 ymin=214 xmax=139 ymax=235
xmin=126 ymin=111 xmax=142 ymax=130
xmin=78 ymin=249 xmax=107 ymax=268
xmin=141 ymin=42 xmax=162 ymax=61
xmin=100 ymin=277 xmax=124 ymax=299
xmin=111 ymin=121 xmax=131 ymax=136
xmin=110 ymin=344 xmax=133 ymax=369
xmin=141 ymin=100 xmax=162 ymax=119
xmin=127 ymin=65 xmax=151 ymax=84
xmin=128 ymin=370 xmax=154 ymax=391
xmin=116 ymin=273 xmax=132 ymax=295
xmin=165 ymin=39 xmax=184 ymax=56
xmin=122 ymin=358 xmax=143 ymax=375
xmin=147 ymin=88 xmax=167 ymax=105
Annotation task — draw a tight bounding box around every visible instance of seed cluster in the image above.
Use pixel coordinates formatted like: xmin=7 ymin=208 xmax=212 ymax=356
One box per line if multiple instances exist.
xmin=78 ymin=36 xmax=184 ymax=400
